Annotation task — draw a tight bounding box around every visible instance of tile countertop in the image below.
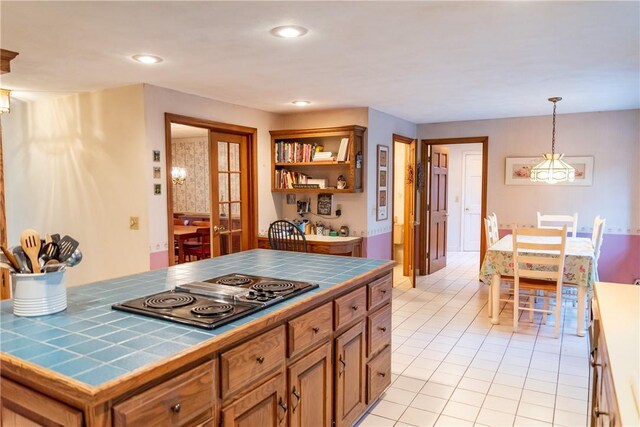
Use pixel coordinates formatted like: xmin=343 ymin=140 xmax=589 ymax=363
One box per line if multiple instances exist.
xmin=1 ymin=249 xmax=391 ymax=388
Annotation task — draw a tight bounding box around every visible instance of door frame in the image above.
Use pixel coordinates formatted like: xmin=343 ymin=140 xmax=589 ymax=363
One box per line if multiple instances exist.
xmin=391 ymin=134 xmax=417 ymax=286
xmin=164 ymin=113 xmax=258 ymax=265
xmin=419 ymin=137 xmax=488 ymax=274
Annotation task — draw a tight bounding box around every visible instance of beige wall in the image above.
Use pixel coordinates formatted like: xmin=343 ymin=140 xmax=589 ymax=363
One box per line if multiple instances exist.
xmin=3 ymin=85 xmax=149 ymax=286
xmin=419 ymin=109 xmax=640 ymax=234
xmin=143 ymin=84 xmax=283 ymax=254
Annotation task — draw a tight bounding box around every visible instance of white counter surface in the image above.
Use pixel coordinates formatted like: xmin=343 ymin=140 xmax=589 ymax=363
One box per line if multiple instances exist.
xmin=594 ymin=281 xmax=640 ymax=426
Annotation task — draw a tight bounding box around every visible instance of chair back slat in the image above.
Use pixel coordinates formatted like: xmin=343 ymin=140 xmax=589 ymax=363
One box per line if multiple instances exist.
xmin=513 ymin=226 xmax=566 ymax=283
xmin=268 ymin=220 xmax=308 ymax=253
xmin=536 ymin=212 xmax=578 ymax=237
xmin=484 ymin=213 xmax=500 ymax=247
xmin=591 ymin=216 xmax=606 ymax=281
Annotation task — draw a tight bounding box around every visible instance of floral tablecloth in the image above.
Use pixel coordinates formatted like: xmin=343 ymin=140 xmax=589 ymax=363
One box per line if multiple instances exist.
xmin=480 ymin=235 xmax=595 ymax=289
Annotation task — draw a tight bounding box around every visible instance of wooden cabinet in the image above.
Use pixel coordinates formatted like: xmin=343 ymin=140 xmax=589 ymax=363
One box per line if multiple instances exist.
xmin=220 ymin=325 xmax=286 ymax=399
xmin=367 ymin=304 xmax=391 ymax=357
xmin=367 ymin=346 xmax=391 ymax=403
xmin=221 ymin=374 xmax=287 ymax=427
xmin=270 ymin=126 xmax=366 ymax=193
xmin=287 ymin=342 xmax=332 ymax=427
xmin=367 ymin=273 xmax=392 ymax=311
xmin=0 ymin=378 xmax=83 ymax=427
xmin=334 ymin=321 xmax=366 ymax=427
xmin=113 ymin=362 xmax=215 ymax=427
xmin=334 ymin=287 xmax=366 ymax=331
xmin=288 ymin=302 xmax=332 ymax=359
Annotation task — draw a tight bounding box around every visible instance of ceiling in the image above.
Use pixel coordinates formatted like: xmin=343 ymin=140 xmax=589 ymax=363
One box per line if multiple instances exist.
xmin=1 ymin=1 xmax=638 ymax=123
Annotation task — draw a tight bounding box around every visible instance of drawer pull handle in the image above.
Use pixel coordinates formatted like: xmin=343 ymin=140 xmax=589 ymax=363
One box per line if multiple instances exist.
xmin=378 ymin=326 xmax=387 ymax=332
xmin=171 ymin=403 xmax=181 ymax=413
xmin=351 ymin=305 xmax=359 ymax=311
xmin=292 ymin=386 xmax=301 ymax=413
xmin=338 ymin=355 xmax=346 ymax=376
xmin=256 ymin=356 xmax=265 ymax=364
xmin=277 ymin=398 xmax=288 ymax=424
xmin=595 ymin=410 xmax=609 ymax=418
xmin=377 ymin=372 xmax=386 ymax=377
xmin=380 ymin=289 xmax=387 ymax=294
xmin=312 ymin=327 xmax=320 ymax=333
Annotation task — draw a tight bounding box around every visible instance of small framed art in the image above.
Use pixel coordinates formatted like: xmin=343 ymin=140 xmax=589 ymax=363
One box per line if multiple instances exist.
xmin=377 ymin=145 xmax=389 ymax=221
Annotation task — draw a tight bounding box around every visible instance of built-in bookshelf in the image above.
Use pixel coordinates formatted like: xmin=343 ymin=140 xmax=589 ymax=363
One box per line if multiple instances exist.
xmin=270 ymin=125 xmax=366 ymax=193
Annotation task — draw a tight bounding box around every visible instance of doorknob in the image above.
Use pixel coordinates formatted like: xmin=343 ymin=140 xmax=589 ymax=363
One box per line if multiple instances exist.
xmin=465 ymin=208 xmax=469 ymax=211
xmin=212 ymin=225 xmax=227 ymax=235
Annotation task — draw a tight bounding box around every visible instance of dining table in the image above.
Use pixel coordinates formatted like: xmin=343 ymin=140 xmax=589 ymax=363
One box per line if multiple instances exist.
xmin=480 ymin=234 xmax=595 ymax=336
xmin=173 ymin=225 xmax=202 ymax=264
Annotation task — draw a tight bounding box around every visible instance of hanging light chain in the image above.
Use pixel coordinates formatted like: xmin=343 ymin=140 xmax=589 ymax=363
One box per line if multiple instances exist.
xmin=548 ymin=96 xmax=562 ymax=156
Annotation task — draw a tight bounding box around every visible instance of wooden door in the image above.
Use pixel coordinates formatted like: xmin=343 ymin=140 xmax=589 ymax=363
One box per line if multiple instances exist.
xmin=210 ymin=132 xmax=251 ymax=257
xmin=221 ymin=373 xmax=287 ymax=427
xmin=288 ymin=342 xmax=332 ymax=427
xmin=462 ymin=153 xmax=482 ymax=251
xmin=0 ymin=117 xmax=8 ymax=299
xmin=334 ymin=321 xmax=366 ymax=427
xmin=428 ymin=145 xmax=449 ymax=273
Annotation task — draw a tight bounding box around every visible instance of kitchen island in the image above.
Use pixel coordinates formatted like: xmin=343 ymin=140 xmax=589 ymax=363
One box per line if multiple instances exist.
xmin=0 ymin=249 xmax=394 ymax=427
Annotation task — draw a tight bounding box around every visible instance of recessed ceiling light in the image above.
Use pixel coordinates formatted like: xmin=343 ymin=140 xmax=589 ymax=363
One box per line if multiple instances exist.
xmin=292 ymin=100 xmax=311 ymax=106
xmin=271 ymin=25 xmax=308 ymax=38
xmin=132 ymin=54 xmax=163 ymax=64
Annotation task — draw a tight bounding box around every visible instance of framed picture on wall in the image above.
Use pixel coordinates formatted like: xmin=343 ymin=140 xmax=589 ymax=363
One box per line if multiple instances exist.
xmin=377 ymin=145 xmax=389 ymax=221
xmin=505 ymin=156 xmax=594 ymax=186
xmin=153 ymin=150 xmax=161 ymax=162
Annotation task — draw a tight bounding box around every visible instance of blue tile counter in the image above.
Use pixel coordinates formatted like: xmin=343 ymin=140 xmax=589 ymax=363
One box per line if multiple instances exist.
xmin=1 ymin=250 xmax=392 ymax=393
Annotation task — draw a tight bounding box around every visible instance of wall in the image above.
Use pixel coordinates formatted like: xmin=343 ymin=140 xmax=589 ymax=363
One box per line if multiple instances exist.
xmin=143 ymin=84 xmax=282 ymax=268
xmin=366 ymin=108 xmax=417 ymax=259
xmin=419 ymin=109 xmax=640 ymax=283
xmin=171 ymin=136 xmax=210 ymax=214
xmin=3 ymin=85 xmax=149 ymax=286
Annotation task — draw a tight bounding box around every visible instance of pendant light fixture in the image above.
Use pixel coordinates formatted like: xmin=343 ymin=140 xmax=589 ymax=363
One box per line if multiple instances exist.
xmin=530 ymin=97 xmax=575 ymax=184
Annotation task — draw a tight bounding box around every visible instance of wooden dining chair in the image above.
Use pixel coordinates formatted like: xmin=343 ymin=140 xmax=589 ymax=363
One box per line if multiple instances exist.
xmin=484 ymin=216 xmax=514 ymax=317
xmin=536 ymin=212 xmax=578 ymax=237
xmin=512 ymin=225 xmax=567 ymax=338
xmin=184 ymin=221 xmax=211 ymax=261
xmin=591 ymin=216 xmax=606 ymax=281
xmin=268 ymin=220 xmax=307 ymax=252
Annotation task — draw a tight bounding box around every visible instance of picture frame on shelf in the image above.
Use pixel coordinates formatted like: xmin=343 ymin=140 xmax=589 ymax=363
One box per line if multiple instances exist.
xmin=376 ymin=145 xmax=389 ymax=221
xmin=505 ymin=156 xmax=594 ymax=186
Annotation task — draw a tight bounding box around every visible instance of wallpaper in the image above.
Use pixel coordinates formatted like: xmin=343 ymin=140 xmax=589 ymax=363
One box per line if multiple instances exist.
xmin=172 ymin=137 xmax=210 ymax=214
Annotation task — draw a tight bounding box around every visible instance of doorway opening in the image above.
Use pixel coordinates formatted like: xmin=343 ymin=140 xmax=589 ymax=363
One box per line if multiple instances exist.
xmin=164 ymin=113 xmax=258 ymax=266
xmin=391 ymin=134 xmax=416 ymax=288
xmin=419 ymin=137 xmax=488 ymax=276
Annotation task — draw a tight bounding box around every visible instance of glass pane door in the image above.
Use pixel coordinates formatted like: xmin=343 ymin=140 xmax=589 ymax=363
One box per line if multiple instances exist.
xmin=210 ymin=132 xmax=248 ymax=256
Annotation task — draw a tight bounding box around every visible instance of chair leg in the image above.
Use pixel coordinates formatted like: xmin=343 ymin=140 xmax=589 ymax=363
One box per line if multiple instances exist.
xmin=542 ymin=292 xmax=549 ymax=324
xmin=577 ymin=286 xmax=586 ymax=337
xmin=513 ymin=284 xmax=519 ymax=333
xmin=554 ymin=292 xmax=561 ymax=338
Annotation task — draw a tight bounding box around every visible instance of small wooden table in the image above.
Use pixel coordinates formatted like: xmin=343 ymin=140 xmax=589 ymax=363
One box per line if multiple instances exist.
xmin=174 ymin=225 xmax=200 ymax=263
xmin=258 ymin=235 xmax=362 ymax=257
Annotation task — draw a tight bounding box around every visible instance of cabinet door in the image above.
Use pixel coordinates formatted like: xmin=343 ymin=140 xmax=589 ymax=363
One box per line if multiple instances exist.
xmin=0 ymin=378 xmax=83 ymax=427
xmin=288 ymin=342 xmax=332 ymax=427
xmin=222 ymin=374 xmax=287 ymax=427
xmin=334 ymin=321 xmax=366 ymax=427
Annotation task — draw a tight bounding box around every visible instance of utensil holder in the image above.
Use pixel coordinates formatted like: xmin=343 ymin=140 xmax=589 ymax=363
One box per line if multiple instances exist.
xmin=11 ymin=271 xmax=67 ymax=317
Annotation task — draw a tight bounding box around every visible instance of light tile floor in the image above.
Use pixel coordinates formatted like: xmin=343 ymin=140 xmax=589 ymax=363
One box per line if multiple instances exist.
xmin=358 ymin=252 xmax=590 ymax=427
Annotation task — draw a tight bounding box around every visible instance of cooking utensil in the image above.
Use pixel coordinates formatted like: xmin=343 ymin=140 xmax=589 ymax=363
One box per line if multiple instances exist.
xmin=45 ymin=233 xmax=53 ymax=244
xmin=50 ymin=233 xmax=61 ymax=243
xmin=58 ymin=236 xmax=79 ymax=262
xmin=65 ymin=249 xmax=83 ymax=267
xmin=12 ymin=246 xmax=31 ymax=274
xmin=20 ymin=229 xmax=42 ymax=274
xmin=39 ymin=242 xmax=59 ymax=261
xmin=1 ymin=245 xmax=20 ymax=272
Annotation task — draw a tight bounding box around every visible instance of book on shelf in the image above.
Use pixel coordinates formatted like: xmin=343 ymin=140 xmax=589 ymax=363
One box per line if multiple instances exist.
xmin=274 ymin=169 xmax=311 ymax=189
xmin=336 ymin=138 xmax=349 ymax=162
xmin=312 ymin=151 xmax=334 ymax=161
xmin=274 ymin=141 xmax=316 ymax=163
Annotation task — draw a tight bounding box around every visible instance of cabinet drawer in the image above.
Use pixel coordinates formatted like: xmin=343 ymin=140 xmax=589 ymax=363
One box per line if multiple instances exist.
xmin=221 ymin=325 xmax=285 ymax=399
xmin=113 ymin=362 xmax=214 ymax=427
xmin=367 ymin=346 xmax=391 ymax=403
xmin=288 ymin=302 xmax=333 ymax=358
xmin=367 ymin=304 xmax=391 ymax=357
xmin=334 ymin=287 xmax=366 ymax=330
xmin=367 ymin=273 xmax=391 ymax=311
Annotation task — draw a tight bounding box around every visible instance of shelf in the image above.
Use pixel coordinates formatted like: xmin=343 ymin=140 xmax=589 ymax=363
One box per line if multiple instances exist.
xmin=272 ymin=188 xmax=363 ymax=194
xmin=275 ymin=161 xmax=352 ymax=167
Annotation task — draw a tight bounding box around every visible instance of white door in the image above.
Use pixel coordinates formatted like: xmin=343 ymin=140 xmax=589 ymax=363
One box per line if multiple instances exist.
xmin=462 ymin=153 xmax=482 ymax=251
